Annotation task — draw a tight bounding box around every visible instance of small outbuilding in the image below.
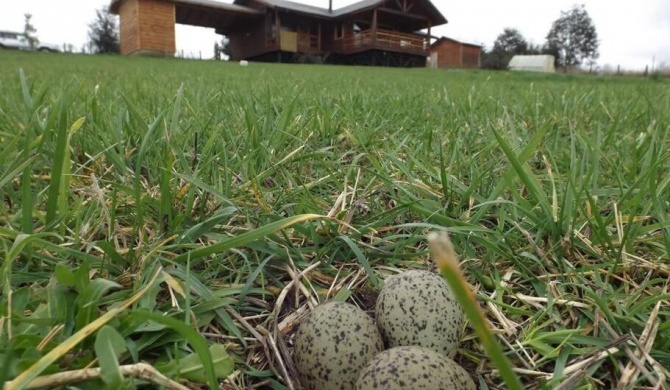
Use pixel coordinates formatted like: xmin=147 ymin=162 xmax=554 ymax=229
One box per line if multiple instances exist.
xmin=508 ymin=55 xmax=556 ymax=73
xmin=428 ymin=36 xmax=481 ymax=69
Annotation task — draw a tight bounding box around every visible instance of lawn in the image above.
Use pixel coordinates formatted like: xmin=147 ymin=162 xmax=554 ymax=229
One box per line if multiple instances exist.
xmin=0 ymin=50 xmax=669 ymax=389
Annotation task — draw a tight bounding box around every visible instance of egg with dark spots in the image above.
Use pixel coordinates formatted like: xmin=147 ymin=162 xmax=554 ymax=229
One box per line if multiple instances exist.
xmin=375 ymin=270 xmax=464 ymax=357
xmin=294 ymin=301 xmax=384 ymax=390
xmin=355 ymin=346 xmax=476 ymax=390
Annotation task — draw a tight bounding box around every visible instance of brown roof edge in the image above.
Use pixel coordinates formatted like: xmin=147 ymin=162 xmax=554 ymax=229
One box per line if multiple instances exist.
xmin=414 ymin=31 xmax=442 ymax=40
xmin=340 ymin=0 xmax=447 ymax=25
xmin=243 ymin=0 xmax=447 ymax=25
xmin=430 ymin=36 xmax=482 ymax=49
xmin=110 ymin=0 xmax=120 ymax=14
xmin=111 ymin=0 xmax=262 ymax=15
xmin=111 ymin=0 xmax=447 ymax=25
xmin=420 ymin=0 xmax=447 ymax=26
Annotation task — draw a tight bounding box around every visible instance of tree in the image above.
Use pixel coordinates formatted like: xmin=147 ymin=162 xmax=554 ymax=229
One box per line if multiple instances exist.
xmin=88 ymin=7 xmax=120 ymax=54
xmin=62 ymin=43 xmax=76 ymax=53
xmin=220 ymin=37 xmax=231 ymax=59
xmin=23 ymin=14 xmax=39 ymax=49
xmin=214 ymin=42 xmax=221 ymax=60
xmin=526 ymin=43 xmax=544 ymax=55
xmin=480 ymin=48 xmax=507 ymax=70
xmin=214 ymin=36 xmax=231 ymax=60
xmin=492 ymin=28 xmax=528 ymax=56
xmin=546 ymin=4 xmax=599 ymax=69
xmin=481 ymin=28 xmax=528 ymax=70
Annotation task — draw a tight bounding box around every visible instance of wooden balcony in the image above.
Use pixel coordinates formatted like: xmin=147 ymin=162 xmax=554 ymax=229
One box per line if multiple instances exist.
xmin=343 ymin=29 xmax=427 ymax=55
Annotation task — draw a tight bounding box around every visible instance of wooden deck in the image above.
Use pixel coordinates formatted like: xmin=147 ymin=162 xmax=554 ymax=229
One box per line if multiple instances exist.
xmin=343 ymin=29 xmax=427 ymax=56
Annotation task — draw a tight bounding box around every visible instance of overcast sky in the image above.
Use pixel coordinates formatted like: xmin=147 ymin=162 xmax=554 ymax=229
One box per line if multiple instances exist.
xmin=1 ymin=0 xmax=668 ymax=71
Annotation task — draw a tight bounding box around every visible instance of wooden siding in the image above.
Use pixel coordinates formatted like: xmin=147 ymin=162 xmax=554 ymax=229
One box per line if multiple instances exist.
xmin=461 ymin=44 xmax=480 ymax=68
xmin=433 ymin=38 xmax=460 ymax=68
xmin=118 ymin=0 xmax=175 ymax=55
xmin=119 ymin=0 xmax=140 ymax=55
xmin=430 ymin=38 xmax=481 ymax=69
xmin=228 ymin=17 xmax=267 ymax=60
xmin=137 ymin=0 xmax=175 ymax=55
xmin=296 ymin=28 xmax=319 ymax=53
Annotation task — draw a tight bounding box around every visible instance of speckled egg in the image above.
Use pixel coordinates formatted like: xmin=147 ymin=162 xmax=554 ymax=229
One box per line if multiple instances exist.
xmin=375 ymin=270 xmax=464 ymax=357
xmin=355 ymin=346 xmax=476 ymax=390
xmin=293 ymin=301 xmax=385 ymax=390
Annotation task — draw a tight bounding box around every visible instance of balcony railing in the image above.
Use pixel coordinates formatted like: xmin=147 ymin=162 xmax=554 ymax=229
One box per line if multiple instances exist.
xmin=343 ymin=29 xmax=427 ymax=55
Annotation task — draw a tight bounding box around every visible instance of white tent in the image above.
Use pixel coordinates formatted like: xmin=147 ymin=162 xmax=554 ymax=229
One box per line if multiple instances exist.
xmin=508 ymin=55 xmax=556 ymax=73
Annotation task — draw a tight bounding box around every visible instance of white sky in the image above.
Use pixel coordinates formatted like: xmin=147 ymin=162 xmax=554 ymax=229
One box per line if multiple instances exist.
xmin=1 ymin=0 xmax=669 ymax=71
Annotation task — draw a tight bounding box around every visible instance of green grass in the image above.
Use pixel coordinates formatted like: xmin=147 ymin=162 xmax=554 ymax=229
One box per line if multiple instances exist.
xmin=1 ymin=50 xmax=669 ymax=389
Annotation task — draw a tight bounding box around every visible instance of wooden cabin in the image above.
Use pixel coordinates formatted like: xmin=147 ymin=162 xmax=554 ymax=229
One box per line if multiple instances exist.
xmin=428 ymin=36 xmax=481 ymax=69
xmin=110 ymin=0 xmax=448 ymax=67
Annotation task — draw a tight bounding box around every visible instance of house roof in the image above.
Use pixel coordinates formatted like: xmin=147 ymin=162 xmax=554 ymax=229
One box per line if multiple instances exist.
xmin=110 ymin=0 xmax=262 ymax=14
xmin=430 ymin=36 xmax=482 ymax=49
xmin=178 ymin=0 xmax=263 ymax=13
xmin=333 ymin=0 xmax=385 ymax=15
xmin=112 ymin=0 xmax=447 ymax=26
xmin=250 ymin=0 xmax=336 ymax=17
xmin=257 ymin=0 xmax=446 ymax=25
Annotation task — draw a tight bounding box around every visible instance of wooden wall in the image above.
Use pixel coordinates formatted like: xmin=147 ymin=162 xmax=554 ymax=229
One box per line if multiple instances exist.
xmin=430 ymin=39 xmax=480 ymax=69
xmin=228 ymin=17 xmax=268 ymax=60
xmin=118 ymin=0 xmax=175 ymax=56
xmin=119 ymin=0 xmax=140 ymax=55
xmin=461 ymin=45 xmax=480 ymax=68
xmin=432 ymin=39 xmax=460 ymax=68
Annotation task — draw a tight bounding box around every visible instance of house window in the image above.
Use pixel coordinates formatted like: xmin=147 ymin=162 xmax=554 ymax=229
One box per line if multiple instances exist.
xmin=334 ymin=23 xmax=343 ymax=39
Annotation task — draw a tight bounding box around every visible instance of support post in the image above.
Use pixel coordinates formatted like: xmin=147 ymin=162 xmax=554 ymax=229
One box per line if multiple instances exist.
xmin=372 ymin=8 xmax=378 ymax=45
xmin=426 ymin=21 xmax=431 ymax=50
xmin=275 ymin=10 xmax=281 ymax=50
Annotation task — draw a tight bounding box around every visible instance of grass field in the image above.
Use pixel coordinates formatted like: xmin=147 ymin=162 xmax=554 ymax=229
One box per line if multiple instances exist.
xmin=1 ymin=50 xmax=669 ymax=389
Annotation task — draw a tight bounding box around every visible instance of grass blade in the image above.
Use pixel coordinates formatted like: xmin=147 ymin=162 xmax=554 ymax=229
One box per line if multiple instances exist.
xmin=4 ymin=267 xmax=163 ymax=390
xmin=427 ymin=230 xmax=523 ymax=390
xmin=128 ymin=310 xmax=219 ymax=390
xmin=94 ymin=325 xmax=128 ymax=389
xmin=44 ymin=94 xmax=71 ymax=225
xmin=172 ymin=214 xmax=329 ymax=264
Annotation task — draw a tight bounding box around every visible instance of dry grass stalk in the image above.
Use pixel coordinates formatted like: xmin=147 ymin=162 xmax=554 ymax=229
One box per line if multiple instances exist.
xmin=618 ymin=287 xmax=665 ymax=389
xmin=599 ymin=320 xmax=656 ymax=385
xmin=258 ymin=325 xmax=295 ymax=390
xmin=513 ymin=293 xmax=590 ymax=308
xmin=3 ymin=363 xmax=190 ymax=390
xmin=573 ymin=229 xmax=670 ymax=276
xmin=487 ymin=270 xmax=520 ymax=337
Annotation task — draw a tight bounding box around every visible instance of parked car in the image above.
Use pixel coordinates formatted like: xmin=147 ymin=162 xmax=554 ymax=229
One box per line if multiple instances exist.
xmin=0 ymin=30 xmax=60 ymax=52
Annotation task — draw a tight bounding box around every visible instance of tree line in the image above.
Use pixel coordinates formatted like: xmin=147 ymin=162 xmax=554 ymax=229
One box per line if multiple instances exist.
xmin=481 ymin=4 xmax=599 ymax=71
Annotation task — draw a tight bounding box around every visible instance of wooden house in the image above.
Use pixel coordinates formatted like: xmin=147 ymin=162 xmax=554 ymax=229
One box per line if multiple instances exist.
xmin=428 ymin=36 xmax=481 ymax=69
xmin=110 ymin=0 xmax=448 ymax=67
